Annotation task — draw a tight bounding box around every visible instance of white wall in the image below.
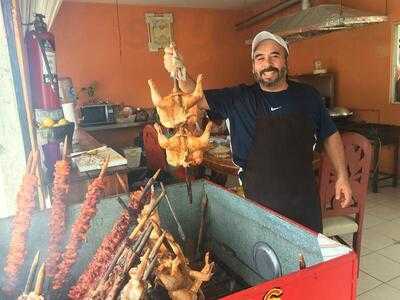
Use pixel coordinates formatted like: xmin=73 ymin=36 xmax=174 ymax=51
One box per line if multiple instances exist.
xmin=0 ymin=2 xmax=27 ymax=218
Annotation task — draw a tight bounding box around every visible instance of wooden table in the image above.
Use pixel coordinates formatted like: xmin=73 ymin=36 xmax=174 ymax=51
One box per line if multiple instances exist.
xmin=68 ymin=128 xmax=146 ymax=203
xmin=203 ymin=152 xmax=321 ymax=176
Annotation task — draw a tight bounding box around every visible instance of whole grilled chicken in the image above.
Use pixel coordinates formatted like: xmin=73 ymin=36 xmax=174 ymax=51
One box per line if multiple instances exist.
xmin=120 ymin=249 xmax=150 ymax=300
xmin=154 ymin=124 xmax=187 ymax=167
xmin=185 ymin=121 xmax=212 ymax=166
xmin=154 ymin=122 xmax=212 ymax=167
xmin=148 ymin=74 xmax=204 ymax=129
xmin=168 ymin=253 xmax=214 ymax=300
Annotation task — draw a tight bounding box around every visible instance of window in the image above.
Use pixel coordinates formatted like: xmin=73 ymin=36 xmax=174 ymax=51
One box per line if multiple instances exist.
xmin=0 ymin=1 xmax=29 ymax=218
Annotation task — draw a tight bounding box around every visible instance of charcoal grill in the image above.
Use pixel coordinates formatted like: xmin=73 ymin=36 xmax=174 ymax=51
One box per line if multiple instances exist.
xmin=0 ymin=180 xmax=357 ymax=299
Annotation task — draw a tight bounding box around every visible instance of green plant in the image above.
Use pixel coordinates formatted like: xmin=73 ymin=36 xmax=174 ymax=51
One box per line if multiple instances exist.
xmin=80 ymin=81 xmax=98 ymax=101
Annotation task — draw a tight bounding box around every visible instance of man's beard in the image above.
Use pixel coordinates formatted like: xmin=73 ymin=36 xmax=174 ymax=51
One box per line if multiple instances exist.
xmin=253 ymin=65 xmax=288 ymax=87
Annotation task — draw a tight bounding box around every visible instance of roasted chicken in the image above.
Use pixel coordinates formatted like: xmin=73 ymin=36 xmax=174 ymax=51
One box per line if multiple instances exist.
xmin=120 ymin=249 xmax=150 ymax=300
xmin=185 ymin=121 xmax=212 ymax=165
xmin=148 ymin=74 xmax=204 ymax=129
xmin=154 ymin=121 xmax=212 ymax=167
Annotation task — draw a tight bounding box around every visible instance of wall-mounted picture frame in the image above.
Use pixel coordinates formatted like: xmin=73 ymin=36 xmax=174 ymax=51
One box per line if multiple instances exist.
xmin=145 ymin=13 xmax=173 ymax=52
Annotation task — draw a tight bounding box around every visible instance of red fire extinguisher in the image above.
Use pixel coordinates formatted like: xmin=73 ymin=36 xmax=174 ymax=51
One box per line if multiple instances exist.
xmin=25 ymin=14 xmax=62 ymax=179
xmin=25 ymin=13 xmax=60 ymax=110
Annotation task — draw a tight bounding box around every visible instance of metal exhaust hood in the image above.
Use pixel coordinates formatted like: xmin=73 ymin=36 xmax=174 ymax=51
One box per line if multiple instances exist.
xmin=266 ymin=0 xmax=388 ymax=42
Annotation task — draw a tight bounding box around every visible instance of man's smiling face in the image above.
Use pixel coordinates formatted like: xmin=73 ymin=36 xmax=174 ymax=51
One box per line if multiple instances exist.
xmin=252 ymin=39 xmax=288 ymax=89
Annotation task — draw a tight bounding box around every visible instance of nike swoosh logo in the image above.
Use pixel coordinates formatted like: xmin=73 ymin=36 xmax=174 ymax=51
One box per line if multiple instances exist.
xmin=270 ymin=106 xmax=282 ymax=111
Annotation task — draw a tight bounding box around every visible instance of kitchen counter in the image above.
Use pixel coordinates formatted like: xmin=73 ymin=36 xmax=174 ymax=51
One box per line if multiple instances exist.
xmin=82 ymin=120 xmax=151 ymax=132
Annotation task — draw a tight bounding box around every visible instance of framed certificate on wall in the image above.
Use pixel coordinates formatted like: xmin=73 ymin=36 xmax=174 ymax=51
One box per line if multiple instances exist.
xmin=145 ymin=13 xmax=173 ymax=52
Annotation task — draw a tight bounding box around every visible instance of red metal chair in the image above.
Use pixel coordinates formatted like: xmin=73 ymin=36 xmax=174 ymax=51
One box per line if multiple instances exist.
xmin=318 ymin=132 xmax=372 ymax=267
xmin=143 ymin=124 xmax=168 ymax=172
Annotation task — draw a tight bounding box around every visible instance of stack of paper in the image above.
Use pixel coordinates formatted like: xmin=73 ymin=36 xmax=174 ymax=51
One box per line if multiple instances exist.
xmin=72 ymin=146 xmax=127 ymax=172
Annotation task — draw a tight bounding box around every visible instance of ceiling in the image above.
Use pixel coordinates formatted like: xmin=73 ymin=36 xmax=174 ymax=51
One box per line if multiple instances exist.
xmin=65 ymin=0 xmax=267 ymax=10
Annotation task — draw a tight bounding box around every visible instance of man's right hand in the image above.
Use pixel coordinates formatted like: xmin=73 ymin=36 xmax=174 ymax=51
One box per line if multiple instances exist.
xmin=163 ymin=44 xmax=185 ymax=79
xmin=163 ymin=45 xmax=175 ymax=74
xmin=162 ymin=45 xmax=209 ymax=110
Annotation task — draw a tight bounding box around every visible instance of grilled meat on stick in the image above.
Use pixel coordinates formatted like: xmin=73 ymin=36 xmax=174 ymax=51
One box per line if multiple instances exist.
xmin=52 ymin=155 xmax=110 ymax=290
xmin=46 ymin=138 xmax=71 ymax=278
xmin=154 ymin=121 xmax=212 ymax=167
xmin=4 ymin=151 xmax=38 ymax=294
xmin=185 ymin=121 xmax=212 ymax=165
xmin=68 ymin=191 xmax=140 ymax=299
xmin=148 ymin=74 xmax=203 ymax=129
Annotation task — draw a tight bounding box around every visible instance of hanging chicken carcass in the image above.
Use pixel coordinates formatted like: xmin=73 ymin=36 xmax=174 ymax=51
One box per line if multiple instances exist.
xmin=148 ymin=74 xmax=204 ymax=129
xmin=154 ymin=121 xmax=212 ymax=168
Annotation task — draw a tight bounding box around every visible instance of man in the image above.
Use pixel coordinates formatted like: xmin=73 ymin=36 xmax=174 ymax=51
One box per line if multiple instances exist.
xmin=163 ymin=31 xmax=351 ymax=232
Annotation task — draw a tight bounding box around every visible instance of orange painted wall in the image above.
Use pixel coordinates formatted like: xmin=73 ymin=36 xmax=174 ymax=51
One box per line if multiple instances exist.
xmin=52 ymin=1 xmax=251 ymax=108
xmin=53 ymin=0 xmax=399 ymax=173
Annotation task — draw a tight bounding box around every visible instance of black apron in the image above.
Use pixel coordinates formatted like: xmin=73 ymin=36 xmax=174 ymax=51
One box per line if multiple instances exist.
xmin=243 ymin=112 xmax=322 ymax=232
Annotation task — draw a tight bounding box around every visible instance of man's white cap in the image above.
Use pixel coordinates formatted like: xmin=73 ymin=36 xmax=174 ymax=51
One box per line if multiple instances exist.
xmin=251 ymin=31 xmax=289 ymax=58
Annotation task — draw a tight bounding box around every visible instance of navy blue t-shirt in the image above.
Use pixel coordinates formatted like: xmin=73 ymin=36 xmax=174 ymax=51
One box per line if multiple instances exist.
xmin=204 ymin=80 xmax=337 ymax=169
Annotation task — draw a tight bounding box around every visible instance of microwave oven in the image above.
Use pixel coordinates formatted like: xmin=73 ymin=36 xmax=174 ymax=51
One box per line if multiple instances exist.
xmin=80 ymin=104 xmax=116 ymax=126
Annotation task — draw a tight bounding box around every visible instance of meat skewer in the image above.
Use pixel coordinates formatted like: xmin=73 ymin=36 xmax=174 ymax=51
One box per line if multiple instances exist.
xmin=100 ymin=225 xmax=154 ymax=300
xmin=68 ymin=182 xmax=140 ymax=299
xmin=95 ymin=185 xmax=163 ymax=298
xmin=52 ymin=154 xmax=110 ymax=290
xmin=87 ymin=223 xmax=154 ymax=299
xmin=46 ymin=136 xmax=71 ymax=278
xmin=106 ymin=231 xmax=165 ymax=300
xmin=86 ymin=178 xmax=161 ymax=298
xmin=3 ymin=150 xmax=38 ymax=294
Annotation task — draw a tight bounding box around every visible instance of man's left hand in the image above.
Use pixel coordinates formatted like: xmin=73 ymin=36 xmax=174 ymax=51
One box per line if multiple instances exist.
xmin=335 ymin=177 xmax=352 ymax=208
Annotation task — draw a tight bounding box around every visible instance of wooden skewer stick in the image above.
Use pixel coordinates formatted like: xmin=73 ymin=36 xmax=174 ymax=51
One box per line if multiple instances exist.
xmin=26 ymin=150 xmax=33 ymax=175
xmin=184 ymin=167 xmax=193 ymax=204
xmin=34 ymin=263 xmax=45 ymax=296
xmin=116 ymin=173 xmax=128 ymax=193
xmin=98 ymin=153 xmax=111 ymax=179
xmin=62 ymin=135 xmax=69 ymax=161
xmin=149 ymin=232 xmax=166 ymax=261
xmin=128 ymin=189 xmax=166 ymax=240
xmin=29 ymin=150 xmax=38 ymax=176
xmin=161 ymin=182 xmax=186 ymax=241
xmin=93 ymin=223 xmax=153 ymax=293
xmin=196 ymin=195 xmax=208 ymax=255
xmin=143 ymin=255 xmax=158 ymax=282
xmin=24 ymin=251 xmax=40 ymax=294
